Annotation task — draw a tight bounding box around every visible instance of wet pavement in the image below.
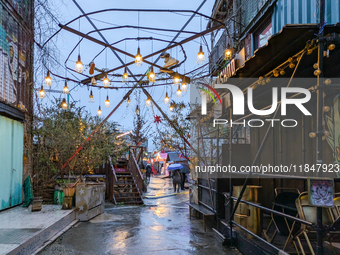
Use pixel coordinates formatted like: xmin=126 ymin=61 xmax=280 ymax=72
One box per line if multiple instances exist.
xmin=40 ymin=177 xmax=241 ymax=255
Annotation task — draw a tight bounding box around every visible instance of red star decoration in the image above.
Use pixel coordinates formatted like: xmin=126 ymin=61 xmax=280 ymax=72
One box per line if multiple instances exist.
xmin=187 ymin=134 xmax=191 ymax=139
xmin=154 ymin=115 xmax=162 ymax=124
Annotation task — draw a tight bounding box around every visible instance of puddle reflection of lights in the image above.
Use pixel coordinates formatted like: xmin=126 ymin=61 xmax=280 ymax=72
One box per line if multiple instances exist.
xmin=113 ymin=230 xmax=129 ymax=248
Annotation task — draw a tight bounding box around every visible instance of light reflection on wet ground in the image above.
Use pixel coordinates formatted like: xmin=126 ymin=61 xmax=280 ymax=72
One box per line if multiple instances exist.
xmin=41 ymin=177 xmax=241 ymax=255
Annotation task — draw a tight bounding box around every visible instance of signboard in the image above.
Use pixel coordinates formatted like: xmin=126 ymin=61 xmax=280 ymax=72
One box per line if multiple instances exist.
xmin=308 ymin=178 xmax=334 ymax=207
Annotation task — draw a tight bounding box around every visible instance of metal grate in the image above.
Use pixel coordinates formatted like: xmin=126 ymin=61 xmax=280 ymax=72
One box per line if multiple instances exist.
xmin=0 ymin=228 xmax=41 ymax=244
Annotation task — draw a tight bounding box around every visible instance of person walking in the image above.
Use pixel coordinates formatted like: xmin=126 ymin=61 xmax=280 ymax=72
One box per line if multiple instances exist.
xmin=146 ymin=164 xmax=152 ymax=183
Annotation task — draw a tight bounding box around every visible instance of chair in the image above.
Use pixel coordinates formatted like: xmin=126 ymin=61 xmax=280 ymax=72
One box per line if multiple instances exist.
xmin=285 ymin=192 xmax=334 ymax=255
xmin=263 ymin=188 xmax=300 ymax=253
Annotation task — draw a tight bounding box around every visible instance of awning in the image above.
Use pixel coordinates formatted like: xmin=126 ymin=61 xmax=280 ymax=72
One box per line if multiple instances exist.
xmin=232 ymin=24 xmax=340 ymax=81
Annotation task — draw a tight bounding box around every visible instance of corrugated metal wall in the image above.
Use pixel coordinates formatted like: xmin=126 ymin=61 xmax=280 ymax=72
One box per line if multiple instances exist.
xmin=272 ymin=0 xmax=340 ymax=34
xmin=0 ymin=116 xmax=24 ymax=210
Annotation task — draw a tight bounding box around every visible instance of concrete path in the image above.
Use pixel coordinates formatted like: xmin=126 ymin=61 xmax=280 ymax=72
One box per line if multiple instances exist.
xmin=40 ymin=177 xmax=241 ymax=255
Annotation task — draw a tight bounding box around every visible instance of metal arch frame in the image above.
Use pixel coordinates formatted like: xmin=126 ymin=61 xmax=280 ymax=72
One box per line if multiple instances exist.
xmin=42 ymin=8 xmax=226 ymax=49
xmin=62 ymin=0 xmax=210 ymax=169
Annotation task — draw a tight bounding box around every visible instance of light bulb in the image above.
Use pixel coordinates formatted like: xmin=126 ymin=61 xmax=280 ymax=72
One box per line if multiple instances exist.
xmin=89 ymin=90 xmax=94 ymax=103
xmin=169 ymin=103 xmax=174 ymax=111
xmin=61 ymin=98 xmax=68 ymax=110
xmin=181 ymin=82 xmax=188 ymax=91
xmin=91 ymin=77 xmax=97 ymax=85
xmin=197 ymin=45 xmax=205 ymax=64
xmin=63 ymin=81 xmax=69 ymax=94
xmin=146 ymin=97 xmax=151 ymax=107
xmin=149 ymin=66 xmax=155 ymax=83
xmin=105 ymin=95 xmax=110 ymax=107
xmin=323 ymin=106 xmax=330 ymax=112
xmin=39 ymin=85 xmax=45 ymax=99
xmin=122 ymin=66 xmax=129 ymax=82
xmin=135 ymin=105 xmax=140 ymax=115
xmin=103 ymin=73 xmax=110 ymax=87
xmin=127 ymin=96 xmax=131 ymax=106
xmin=75 ymin=54 xmax=84 ymax=73
xmin=97 ymin=106 xmax=102 ymax=116
xmin=164 ymin=92 xmax=170 ymax=104
xmin=309 ymin=132 xmax=316 ymax=138
xmin=135 ymin=47 xmax=143 ymax=67
xmin=174 ymin=73 xmax=181 ymax=84
xmin=224 ymin=45 xmax=232 ymax=60
xmin=176 ymin=85 xmax=182 ymax=98
xmin=45 ymin=71 xmax=52 ymax=86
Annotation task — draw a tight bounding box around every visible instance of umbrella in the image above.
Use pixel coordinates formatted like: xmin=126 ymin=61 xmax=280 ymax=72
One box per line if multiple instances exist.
xmin=180 ymin=163 xmax=190 ymax=174
xmin=168 ymin=163 xmax=183 ymax=171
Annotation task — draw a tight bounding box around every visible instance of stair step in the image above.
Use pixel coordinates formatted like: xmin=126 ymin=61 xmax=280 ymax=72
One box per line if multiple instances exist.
xmin=116 ymin=200 xmax=143 ymax=205
xmin=114 ymin=187 xmax=138 ymax=191
xmin=114 ymin=192 xmax=140 ymax=195
xmin=115 ymin=196 xmax=141 ymax=200
xmin=115 ymin=182 xmax=135 ymax=185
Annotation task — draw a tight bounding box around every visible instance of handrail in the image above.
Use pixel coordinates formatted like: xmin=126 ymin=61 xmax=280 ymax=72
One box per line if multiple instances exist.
xmin=131 ymin=153 xmax=144 ymax=181
xmin=108 ymin=156 xmax=118 ymax=182
xmin=228 ymin=195 xmax=314 ymax=227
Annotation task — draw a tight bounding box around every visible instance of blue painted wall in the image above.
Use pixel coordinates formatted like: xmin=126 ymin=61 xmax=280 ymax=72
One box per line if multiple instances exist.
xmin=272 ymin=0 xmax=340 ymax=34
xmin=0 ymin=116 xmax=24 ymax=211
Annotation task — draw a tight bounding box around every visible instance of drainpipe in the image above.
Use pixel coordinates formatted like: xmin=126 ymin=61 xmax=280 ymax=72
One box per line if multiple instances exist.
xmin=316 ymin=0 xmax=325 ymax=254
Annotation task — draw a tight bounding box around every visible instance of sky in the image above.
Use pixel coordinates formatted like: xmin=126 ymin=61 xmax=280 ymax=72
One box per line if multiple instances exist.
xmin=38 ymin=0 xmax=216 ymax=151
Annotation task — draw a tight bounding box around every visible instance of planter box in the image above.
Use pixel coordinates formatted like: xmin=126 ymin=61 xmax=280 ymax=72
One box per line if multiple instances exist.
xmin=75 ymin=183 xmax=105 ymax=221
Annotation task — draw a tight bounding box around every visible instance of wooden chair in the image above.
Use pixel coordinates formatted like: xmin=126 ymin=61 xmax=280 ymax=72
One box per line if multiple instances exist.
xmin=285 ymin=192 xmax=334 ymax=255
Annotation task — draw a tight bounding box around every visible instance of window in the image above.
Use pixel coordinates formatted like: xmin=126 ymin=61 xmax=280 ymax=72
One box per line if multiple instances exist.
xmin=257 ymin=22 xmax=272 ymax=48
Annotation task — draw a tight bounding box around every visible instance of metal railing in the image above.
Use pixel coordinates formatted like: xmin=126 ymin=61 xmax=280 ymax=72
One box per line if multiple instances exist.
xmin=129 ymin=153 xmax=144 ymax=197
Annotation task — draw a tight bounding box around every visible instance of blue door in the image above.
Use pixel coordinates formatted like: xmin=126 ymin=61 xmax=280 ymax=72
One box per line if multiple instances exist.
xmin=0 ymin=115 xmax=24 ymax=211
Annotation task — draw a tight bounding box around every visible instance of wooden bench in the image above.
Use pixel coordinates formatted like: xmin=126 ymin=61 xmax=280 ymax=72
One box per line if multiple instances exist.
xmin=188 ymin=203 xmax=215 ymax=232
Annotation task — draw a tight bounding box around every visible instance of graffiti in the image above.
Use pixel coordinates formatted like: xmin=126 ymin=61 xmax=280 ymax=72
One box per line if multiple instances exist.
xmin=0 ymin=2 xmax=32 ymax=106
xmin=325 ymin=95 xmax=340 ymax=177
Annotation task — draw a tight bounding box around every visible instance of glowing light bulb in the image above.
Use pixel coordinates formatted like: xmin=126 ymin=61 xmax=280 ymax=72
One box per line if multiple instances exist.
xmin=122 ymin=66 xmax=129 ymax=82
xmin=176 ymin=85 xmax=182 ymax=98
xmin=135 ymin=105 xmax=140 ymax=115
xmin=309 ymin=132 xmax=316 ymax=138
xmin=89 ymin=90 xmax=94 ymax=103
xmin=91 ymin=77 xmax=97 ymax=85
xmin=164 ymin=92 xmax=170 ymax=104
xmin=97 ymin=106 xmax=102 ymax=116
xmin=75 ymin=54 xmax=84 ymax=73
xmin=146 ymin=97 xmax=151 ymax=107
xmin=45 ymin=71 xmax=52 ymax=86
xmin=169 ymin=103 xmax=174 ymax=111
xmin=127 ymin=96 xmax=131 ymax=106
xmin=181 ymin=81 xmax=187 ymax=91
xmin=103 ymin=73 xmax=110 ymax=87
xmin=135 ymin=47 xmax=143 ymax=67
xmin=197 ymin=45 xmax=205 ymax=64
xmin=61 ymin=98 xmax=68 ymax=110
xmin=174 ymin=73 xmax=181 ymax=84
xmin=224 ymin=45 xmax=232 ymax=60
xmin=63 ymin=81 xmax=69 ymax=94
xmin=105 ymin=95 xmax=110 ymax=107
xmin=39 ymin=85 xmax=45 ymax=99
xmin=148 ymin=66 xmax=155 ymax=83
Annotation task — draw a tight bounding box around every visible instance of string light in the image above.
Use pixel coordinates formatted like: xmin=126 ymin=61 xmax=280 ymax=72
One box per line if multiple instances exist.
xmin=173 ymin=72 xmax=181 ymax=84
xmin=127 ymin=96 xmax=131 ymax=106
xmin=176 ymin=85 xmax=182 ymax=98
xmin=61 ymin=98 xmax=68 ymax=110
xmin=105 ymin=95 xmax=110 ymax=107
xmin=135 ymin=105 xmax=140 ymax=115
xmin=135 ymin=47 xmax=143 ymax=66
xmin=324 ymin=79 xmax=332 ymax=85
xmin=97 ymin=106 xmax=102 ymax=116
xmin=39 ymin=85 xmax=45 ymax=99
xmin=197 ymin=45 xmax=205 ymax=64
xmin=89 ymin=90 xmax=94 ymax=103
xmin=164 ymin=92 xmax=170 ymax=104
xmin=224 ymin=44 xmax=232 ymax=60
xmin=122 ymin=66 xmax=129 ymax=82
xmin=329 ymin=44 xmax=336 ymax=51
xmin=148 ymin=66 xmax=155 ymax=83
xmin=103 ymin=73 xmax=110 ymax=87
xmin=45 ymin=71 xmax=52 ymax=86
xmin=75 ymin=54 xmax=84 ymax=73
xmin=63 ymin=81 xmax=69 ymax=94
xmin=146 ymin=97 xmax=151 ymax=107
xmin=181 ymin=80 xmax=188 ymax=91
xmin=169 ymin=103 xmax=174 ymax=111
